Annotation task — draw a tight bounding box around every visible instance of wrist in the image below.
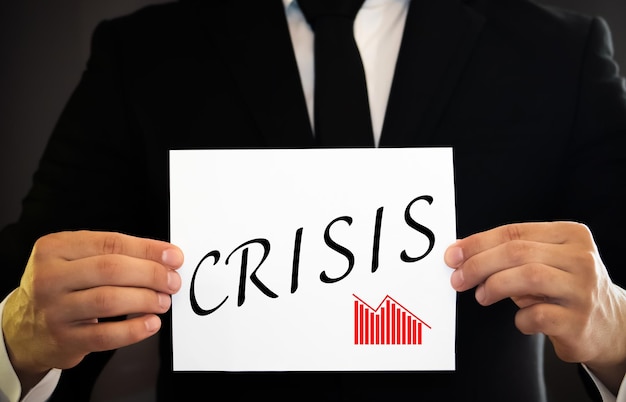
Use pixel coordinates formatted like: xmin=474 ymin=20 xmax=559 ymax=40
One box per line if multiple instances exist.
xmin=2 ymin=289 xmax=53 ymax=394
xmin=584 ymin=285 xmax=626 ymax=395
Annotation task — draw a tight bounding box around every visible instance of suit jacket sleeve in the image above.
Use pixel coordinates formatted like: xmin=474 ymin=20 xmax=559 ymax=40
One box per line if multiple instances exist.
xmin=564 ymin=16 xmax=626 ymax=288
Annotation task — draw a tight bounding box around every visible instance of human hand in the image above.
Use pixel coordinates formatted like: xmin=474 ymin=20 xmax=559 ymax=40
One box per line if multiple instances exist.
xmin=1 ymin=230 xmax=183 ymax=393
xmin=444 ymin=221 xmax=626 ymax=394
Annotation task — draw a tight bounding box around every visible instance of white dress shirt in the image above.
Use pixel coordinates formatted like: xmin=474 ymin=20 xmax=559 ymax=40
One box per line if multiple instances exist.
xmin=0 ymin=0 xmax=624 ymax=401
xmin=286 ymin=0 xmax=408 ymax=146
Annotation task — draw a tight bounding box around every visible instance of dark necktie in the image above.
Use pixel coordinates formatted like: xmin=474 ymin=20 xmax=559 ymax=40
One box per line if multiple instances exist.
xmin=298 ymin=0 xmax=375 ymax=147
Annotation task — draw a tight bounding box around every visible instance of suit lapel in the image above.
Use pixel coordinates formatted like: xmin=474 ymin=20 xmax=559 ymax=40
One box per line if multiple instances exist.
xmin=380 ymin=0 xmax=485 ymax=147
xmin=186 ymin=0 xmax=314 ymax=148
xmin=186 ymin=0 xmax=484 ymax=148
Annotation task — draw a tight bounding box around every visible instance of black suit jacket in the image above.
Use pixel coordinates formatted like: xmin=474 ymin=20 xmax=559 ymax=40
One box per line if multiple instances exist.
xmin=2 ymin=0 xmax=625 ymax=400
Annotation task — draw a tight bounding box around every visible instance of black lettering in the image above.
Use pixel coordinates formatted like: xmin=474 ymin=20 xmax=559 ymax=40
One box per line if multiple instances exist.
xmin=371 ymin=207 xmax=383 ymax=273
xmin=401 ymin=195 xmax=436 ymax=263
xmin=190 ymin=250 xmax=226 ymax=316
xmin=320 ymin=216 xmax=355 ymax=283
xmin=226 ymin=238 xmax=277 ymax=307
xmin=291 ymin=227 xmax=304 ymax=294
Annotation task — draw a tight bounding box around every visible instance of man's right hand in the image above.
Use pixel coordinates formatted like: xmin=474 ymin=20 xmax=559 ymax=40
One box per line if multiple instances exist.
xmin=1 ymin=230 xmax=183 ymax=394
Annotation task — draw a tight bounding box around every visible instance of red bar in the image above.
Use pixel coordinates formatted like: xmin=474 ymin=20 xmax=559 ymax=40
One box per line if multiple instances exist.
xmin=400 ymin=311 xmax=405 ymax=344
xmin=370 ymin=311 xmax=375 ymax=344
xmin=407 ymin=315 xmax=412 ymax=344
xmin=386 ymin=300 xmax=390 ymax=344
xmin=354 ymin=301 xmax=359 ymax=344
xmin=359 ymin=304 xmax=364 ymax=344
xmin=376 ymin=311 xmax=382 ymax=345
xmin=418 ymin=322 xmax=422 ymax=345
xmin=412 ymin=319 xmax=417 ymax=345
xmin=364 ymin=308 xmax=370 ymax=344
xmin=380 ymin=307 xmax=385 ymax=344
xmin=408 ymin=314 xmax=413 ymax=344
xmin=396 ymin=308 xmax=401 ymax=344
xmin=391 ymin=304 xmax=396 ymax=344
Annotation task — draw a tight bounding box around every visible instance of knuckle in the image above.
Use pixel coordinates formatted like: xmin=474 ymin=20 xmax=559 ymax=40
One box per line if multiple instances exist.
xmin=483 ymin=274 xmax=500 ymax=292
xmin=576 ymin=283 xmax=597 ymax=313
xmin=505 ymin=240 xmax=530 ymax=264
xmin=571 ymin=221 xmax=591 ymax=235
xmin=31 ymin=233 xmax=61 ymax=260
xmin=29 ymin=271 xmax=49 ymax=295
xmin=462 ymin=257 xmax=481 ymax=280
xmin=96 ymin=255 xmax=121 ymax=281
xmin=28 ymin=267 xmax=58 ymax=300
xmin=101 ymin=233 xmax=125 ymax=255
xmin=144 ymin=242 xmax=158 ymax=261
xmin=503 ymin=224 xmax=522 ymax=242
xmin=152 ymin=263 xmax=165 ymax=286
xmin=519 ymin=310 xmax=544 ymax=334
xmin=565 ymin=221 xmax=594 ymax=243
xmin=524 ymin=263 xmax=545 ymax=287
xmin=93 ymin=289 xmax=115 ymax=316
xmin=91 ymin=326 xmax=114 ymax=350
xmin=576 ymin=251 xmax=597 ymax=274
xmin=528 ymin=305 xmax=555 ymax=330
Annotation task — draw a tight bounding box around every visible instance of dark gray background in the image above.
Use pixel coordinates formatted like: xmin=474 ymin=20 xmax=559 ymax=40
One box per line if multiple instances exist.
xmin=0 ymin=1 xmax=624 ymax=401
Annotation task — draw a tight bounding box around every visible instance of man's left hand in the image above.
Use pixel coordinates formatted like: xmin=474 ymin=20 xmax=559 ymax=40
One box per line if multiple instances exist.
xmin=445 ymin=221 xmax=626 ymax=394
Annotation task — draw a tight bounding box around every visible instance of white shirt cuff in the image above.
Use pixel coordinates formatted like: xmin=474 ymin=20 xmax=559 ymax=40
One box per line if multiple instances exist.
xmin=0 ymin=292 xmax=61 ymax=402
xmin=583 ymin=364 xmax=626 ymax=402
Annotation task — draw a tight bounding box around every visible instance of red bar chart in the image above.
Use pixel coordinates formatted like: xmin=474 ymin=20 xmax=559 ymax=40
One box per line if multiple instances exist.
xmin=353 ymin=294 xmax=431 ymax=345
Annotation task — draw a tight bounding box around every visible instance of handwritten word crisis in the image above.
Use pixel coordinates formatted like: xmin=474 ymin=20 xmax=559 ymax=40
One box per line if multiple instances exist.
xmin=189 ymin=195 xmax=435 ymax=316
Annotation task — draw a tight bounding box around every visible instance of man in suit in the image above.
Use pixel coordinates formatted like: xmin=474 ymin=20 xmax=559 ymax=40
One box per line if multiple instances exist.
xmin=1 ymin=0 xmax=625 ymax=401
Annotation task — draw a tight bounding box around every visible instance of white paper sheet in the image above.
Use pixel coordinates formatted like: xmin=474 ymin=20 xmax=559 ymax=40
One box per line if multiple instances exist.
xmin=170 ymin=148 xmax=457 ymax=372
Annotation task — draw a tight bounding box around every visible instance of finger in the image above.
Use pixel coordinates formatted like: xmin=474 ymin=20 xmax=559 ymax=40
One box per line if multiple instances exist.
xmin=445 ymin=221 xmax=589 ymax=268
xmin=515 ymin=302 xmax=596 ymax=363
xmin=35 ymin=231 xmax=184 ymax=268
xmin=66 ymin=314 xmax=162 ymax=355
xmin=451 ymin=240 xmax=577 ymax=291
xmin=61 ymin=254 xmax=182 ymax=293
xmin=514 ymin=302 xmax=581 ymax=341
xmin=474 ymin=263 xmax=573 ymax=306
xmin=57 ymin=287 xmax=171 ymax=322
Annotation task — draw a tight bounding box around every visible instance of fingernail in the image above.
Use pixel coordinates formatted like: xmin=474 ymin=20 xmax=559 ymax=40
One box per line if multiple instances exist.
xmin=475 ymin=285 xmax=486 ymax=304
xmin=162 ymin=248 xmax=184 ymax=267
xmin=145 ymin=316 xmax=161 ymax=332
xmin=168 ymin=271 xmax=181 ymax=291
xmin=158 ymin=293 xmax=171 ymax=309
xmin=451 ymin=269 xmax=464 ymax=289
xmin=445 ymin=246 xmax=464 ymax=267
